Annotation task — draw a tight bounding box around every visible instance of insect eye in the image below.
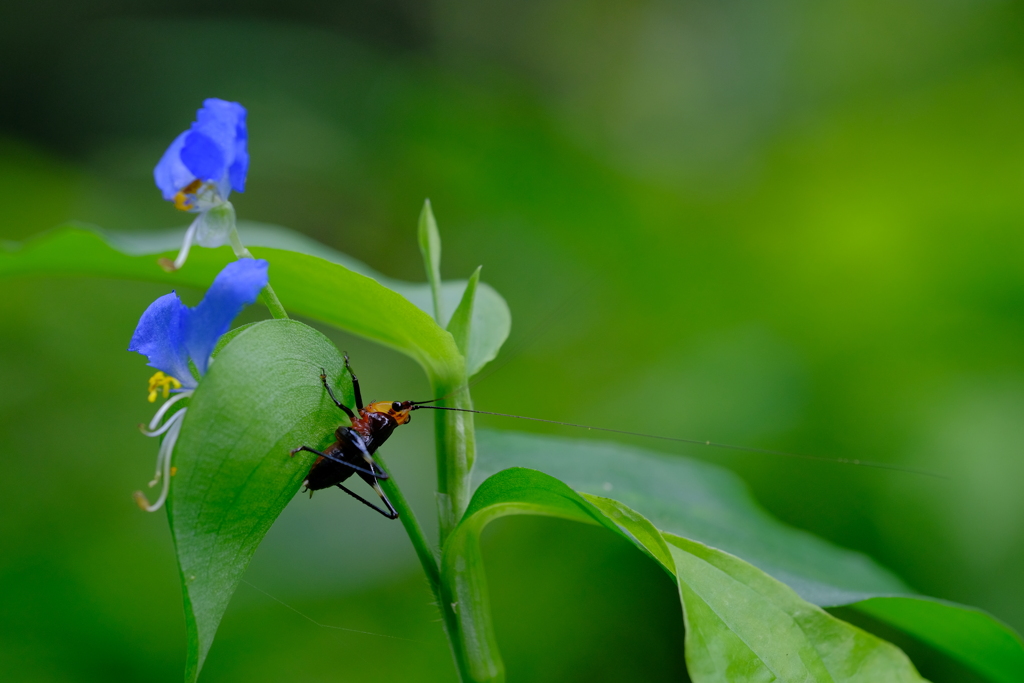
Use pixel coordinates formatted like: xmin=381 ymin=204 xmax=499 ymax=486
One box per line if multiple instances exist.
xmin=391 ymin=401 xmax=403 ymax=412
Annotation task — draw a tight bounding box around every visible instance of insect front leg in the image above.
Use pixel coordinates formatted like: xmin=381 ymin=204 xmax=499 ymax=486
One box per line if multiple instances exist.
xmin=344 ymin=353 xmax=364 ymax=411
xmin=319 ymin=367 xmax=355 ymax=419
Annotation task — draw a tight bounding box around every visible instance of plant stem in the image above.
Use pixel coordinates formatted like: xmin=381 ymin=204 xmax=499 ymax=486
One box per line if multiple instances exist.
xmin=228 ymin=227 xmax=289 ymax=320
xmin=374 ymin=453 xmax=440 ymax=589
xmin=375 ymin=452 xmax=478 ymax=682
xmin=432 ymin=377 xmax=477 ymax=542
xmin=428 ymin=369 xmax=506 ymax=682
xmin=413 ymin=203 xmax=498 ymax=681
xmin=258 ymin=284 xmax=289 ymax=320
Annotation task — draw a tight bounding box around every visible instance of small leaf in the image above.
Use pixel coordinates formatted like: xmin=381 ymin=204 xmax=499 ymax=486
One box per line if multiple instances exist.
xmin=447 ymin=266 xmax=481 ymax=360
xmin=441 ymin=279 xmax=510 ymax=377
xmin=418 ymin=199 xmax=444 ymax=324
xmin=168 ymin=319 xmax=351 ymax=681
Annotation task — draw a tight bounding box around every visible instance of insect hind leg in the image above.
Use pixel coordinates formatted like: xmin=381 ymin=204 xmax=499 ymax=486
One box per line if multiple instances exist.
xmin=289 ymin=444 xmax=388 ymax=479
xmin=335 ymin=481 xmax=398 ymax=519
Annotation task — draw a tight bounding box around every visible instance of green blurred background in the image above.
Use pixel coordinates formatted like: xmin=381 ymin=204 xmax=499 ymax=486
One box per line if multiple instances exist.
xmin=2 ymin=1 xmax=1023 ymax=681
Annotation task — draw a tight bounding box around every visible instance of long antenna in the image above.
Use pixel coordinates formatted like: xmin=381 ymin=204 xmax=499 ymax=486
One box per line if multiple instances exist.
xmin=412 ymin=405 xmax=947 ymax=479
xmin=421 ymin=274 xmax=598 ymax=405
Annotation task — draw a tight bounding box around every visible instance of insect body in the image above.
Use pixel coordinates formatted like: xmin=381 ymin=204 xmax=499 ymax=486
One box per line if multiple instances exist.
xmin=289 ymin=356 xmax=414 ymax=519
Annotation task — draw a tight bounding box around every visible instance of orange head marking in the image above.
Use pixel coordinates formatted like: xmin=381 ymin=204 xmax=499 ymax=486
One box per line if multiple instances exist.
xmin=366 ymin=400 xmax=413 ymax=425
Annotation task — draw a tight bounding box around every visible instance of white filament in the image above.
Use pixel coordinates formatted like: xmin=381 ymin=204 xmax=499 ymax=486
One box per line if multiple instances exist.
xmin=145 ymin=390 xmax=193 ymax=432
xmin=171 ymin=220 xmax=199 ymax=271
xmin=140 ymin=408 xmax=186 ymax=512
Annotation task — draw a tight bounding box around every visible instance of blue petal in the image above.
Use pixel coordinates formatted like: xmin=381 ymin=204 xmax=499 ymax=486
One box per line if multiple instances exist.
xmin=153 ymin=98 xmax=248 ymax=200
xmin=153 ymin=131 xmax=194 ymax=201
xmin=128 ymin=292 xmax=196 ymax=389
xmin=185 ymin=99 xmax=247 ymax=187
xmin=184 ymin=259 xmax=269 ymax=376
xmin=180 ymin=130 xmax=226 ymax=183
xmin=228 ymin=108 xmax=249 ymax=193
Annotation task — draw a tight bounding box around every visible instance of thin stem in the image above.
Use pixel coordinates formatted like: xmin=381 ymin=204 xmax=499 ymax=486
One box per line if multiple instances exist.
xmin=374 ymin=453 xmax=440 ymax=589
xmin=258 ymin=283 xmax=289 ymax=320
xmin=228 ymin=227 xmax=289 ymax=320
xmin=375 ymin=453 xmax=475 ymax=682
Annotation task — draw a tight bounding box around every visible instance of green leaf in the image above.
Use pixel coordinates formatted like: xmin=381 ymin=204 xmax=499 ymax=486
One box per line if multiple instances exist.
xmin=233 ymin=220 xmax=510 ymax=375
xmin=851 ymin=597 xmax=1024 ymax=683
xmin=580 ymin=493 xmax=676 ymax=573
xmin=441 ymin=279 xmax=510 ymax=377
xmin=476 ymin=430 xmax=1024 ymax=682
xmin=447 ymin=266 xmax=482 ymax=360
xmin=450 ymin=467 xmax=927 ymax=683
xmin=578 ymin=495 xmax=928 ymax=682
xmin=168 ymin=319 xmax=351 ymax=682
xmin=0 ymin=224 xmax=465 ymax=382
xmin=238 ymin=221 xmax=511 ymax=372
xmin=473 ymin=429 xmax=908 ymax=604
xmin=418 ymin=199 xmax=444 ymax=324
xmin=664 ymin=535 xmax=927 ymax=683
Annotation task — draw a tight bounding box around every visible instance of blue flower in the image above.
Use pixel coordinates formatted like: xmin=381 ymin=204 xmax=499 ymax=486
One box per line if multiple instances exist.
xmin=128 ymin=259 xmax=269 ymax=511
xmin=154 ymin=98 xmax=248 ymax=210
xmin=153 ymin=98 xmax=249 ymax=270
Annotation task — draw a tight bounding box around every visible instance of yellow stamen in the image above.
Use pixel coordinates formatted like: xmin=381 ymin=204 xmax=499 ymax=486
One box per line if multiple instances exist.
xmin=170 ymin=467 xmax=178 ymax=477
xmin=173 ymin=179 xmax=203 ymax=211
xmin=173 ymin=192 xmax=193 ymax=211
xmin=147 ymin=371 xmax=182 ymax=403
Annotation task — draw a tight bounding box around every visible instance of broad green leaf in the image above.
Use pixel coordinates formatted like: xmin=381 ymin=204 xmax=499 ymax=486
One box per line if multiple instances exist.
xmin=476 ymin=430 xmax=1024 ymax=682
xmin=851 ymin=597 xmax=1024 ymax=683
xmin=449 ymin=467 xmax=927 ymax=683
xmin=169 ymin=319 xmax=352 ymax=682
xmin=0 ymin=223 xmax=511 ymax=376
xmin=580 ymin=493 xmax=676 ymax=573
xmin=474 ymin=429 xmax=908 ymax=604
xmin=0 ymin=224 xmax=463 ymax=382
xmin=580 ymin=496 xmax=927 ymax=682
xmin=418 ymin=199 xmax=444 ymax=323
xmin=447 ymin=266 xmax=482 ymax=360
xmin=236 ymin=221 xmax=511 ymax=374
xmin=233 ymin=220 xmax=509 ymax=376
xmin=115 ymin=221 xmax=510 ymax=376
xmin=664 ymin=535 xmax=927 ymax=683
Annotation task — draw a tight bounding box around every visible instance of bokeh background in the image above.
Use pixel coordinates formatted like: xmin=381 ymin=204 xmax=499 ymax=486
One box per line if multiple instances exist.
xmin=2 ymin=1 xmax=1023 ymax=681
